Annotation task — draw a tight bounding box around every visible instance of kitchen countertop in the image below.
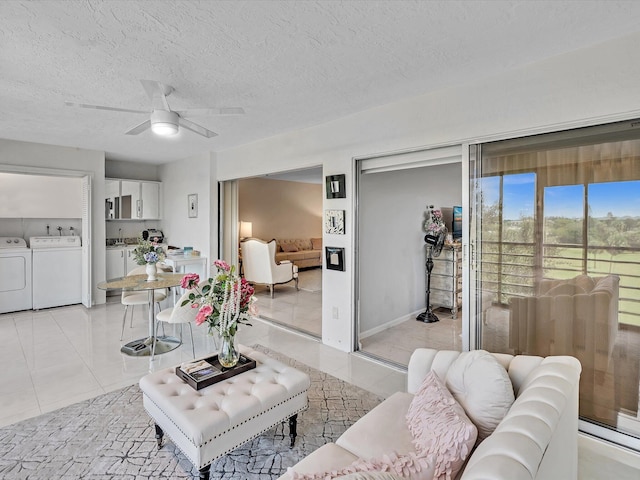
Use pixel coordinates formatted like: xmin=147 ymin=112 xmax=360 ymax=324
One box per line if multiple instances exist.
xmin=106 ymin=242 xmax=168 ymax=249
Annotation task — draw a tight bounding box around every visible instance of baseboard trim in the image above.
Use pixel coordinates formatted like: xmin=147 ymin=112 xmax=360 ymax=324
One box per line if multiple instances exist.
xmin=359 ymin=309 xmax=423 ymax=339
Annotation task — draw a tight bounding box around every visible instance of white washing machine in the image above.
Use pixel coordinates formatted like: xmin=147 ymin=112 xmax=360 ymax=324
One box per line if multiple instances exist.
xmin=30 ymin=236 xmax=82 ymax=310
xmin=0 ymin=237 xmax=32 ymax=314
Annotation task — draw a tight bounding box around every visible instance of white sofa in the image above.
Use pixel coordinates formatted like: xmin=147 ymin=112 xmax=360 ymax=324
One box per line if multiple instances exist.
xmin=279 ymin=348 xmax=581 ymax=480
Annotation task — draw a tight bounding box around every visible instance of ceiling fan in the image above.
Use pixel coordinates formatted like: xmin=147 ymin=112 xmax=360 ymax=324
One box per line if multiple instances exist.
xmin=65 ymin=80 xmax=244 ymax=138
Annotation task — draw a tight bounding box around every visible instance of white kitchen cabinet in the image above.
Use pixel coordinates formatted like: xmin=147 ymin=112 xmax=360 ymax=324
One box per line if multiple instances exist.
xmin=106 ymin=248 xmax=126 ymax=280
xmin=140 ymin=182 xmax=160 ymax=219
xmin=125 ymin=246 xmax=140 ymax=273
xmin=105 ymin=246 xmax=142 ymax=296
xmin=107 ymin=246 xmax=142 ymax=276
xmin=120 ymin=180 xmax=140 ymax=219
xmin=105 ymin=179 xmax=161 ymax=220
xmin=105 ymin=179 xmax=120 ymax=219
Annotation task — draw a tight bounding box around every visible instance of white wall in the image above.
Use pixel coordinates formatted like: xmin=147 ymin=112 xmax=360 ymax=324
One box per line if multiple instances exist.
xmin=216 ymin=31 xmax=640 ymax=352
xmin=359 ymin=163 xmax=462 ymax=334
xmin=239 ymin=178 xmax=322 ymax=240
xmin=160 ymin=152 xmax=214 ymax=275
xmin=0 ymin=218 xmax=82 ymax=239
xmin=106 ymin=159 xmax=160 ymax=181
xmin=0 ymin=138 xmax=106 ymax=305
xmin=0 ymin=173 xmax=82 ymax=218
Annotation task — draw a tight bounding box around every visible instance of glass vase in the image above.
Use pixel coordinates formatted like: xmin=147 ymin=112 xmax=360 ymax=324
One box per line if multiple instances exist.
xmin=219 ymin=332 xmax=239 ymax=368
xmin=146 ymin=262 xmax=158 ymax=281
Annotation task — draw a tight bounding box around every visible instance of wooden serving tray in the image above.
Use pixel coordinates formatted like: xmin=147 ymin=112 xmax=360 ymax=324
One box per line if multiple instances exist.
xmin=175 ymin=353 xmax=257 ymax=390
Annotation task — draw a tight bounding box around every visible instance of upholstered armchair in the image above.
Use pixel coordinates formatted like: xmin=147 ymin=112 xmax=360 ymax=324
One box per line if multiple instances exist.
xmin=241 ymin=238 xmax=299 ymax=297
xmin=509 ymin=273 xmax=620 ymax=422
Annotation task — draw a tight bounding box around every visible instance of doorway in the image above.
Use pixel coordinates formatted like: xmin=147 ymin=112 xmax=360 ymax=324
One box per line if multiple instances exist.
xmin=220 ymin=167 xmax=324 ymax=338
xmin=356 ymin=146 xmax=463 ymax=365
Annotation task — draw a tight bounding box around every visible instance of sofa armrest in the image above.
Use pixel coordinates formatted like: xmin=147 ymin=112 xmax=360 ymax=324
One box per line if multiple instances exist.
xmin=460 ymin=357 xmax=581 ymax=480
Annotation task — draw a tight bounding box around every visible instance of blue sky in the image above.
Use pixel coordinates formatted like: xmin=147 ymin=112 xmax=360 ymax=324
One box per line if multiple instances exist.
xmin=482 ymin=174 xmax=640 ymax=219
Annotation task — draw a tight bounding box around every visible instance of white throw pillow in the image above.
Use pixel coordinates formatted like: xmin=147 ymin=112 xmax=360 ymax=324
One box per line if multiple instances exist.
xmin=445 ymin=350 xmax=514 ymax=441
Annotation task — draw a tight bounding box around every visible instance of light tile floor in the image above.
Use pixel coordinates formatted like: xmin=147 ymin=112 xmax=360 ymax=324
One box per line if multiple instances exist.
xmin=252 ymin=268 xmax=322 ymax=337
xmin=0 ymin=300 xmax=638 ymax=478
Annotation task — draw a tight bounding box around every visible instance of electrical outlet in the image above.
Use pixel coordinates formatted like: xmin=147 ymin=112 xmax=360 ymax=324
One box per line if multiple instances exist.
xmin=332 ymin=307 xmax=339 ymax=319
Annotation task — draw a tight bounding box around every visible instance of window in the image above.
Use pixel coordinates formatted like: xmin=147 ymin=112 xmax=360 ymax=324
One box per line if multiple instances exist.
xmin=473 ymin=120 xmax=640 ymax=443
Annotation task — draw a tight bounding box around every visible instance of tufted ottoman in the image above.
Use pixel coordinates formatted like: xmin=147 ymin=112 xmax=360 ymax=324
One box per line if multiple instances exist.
xmin=139 ymin=345 xmax=310 ymax=479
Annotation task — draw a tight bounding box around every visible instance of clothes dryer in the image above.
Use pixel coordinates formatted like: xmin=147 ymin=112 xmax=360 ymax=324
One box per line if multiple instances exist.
xmin=30 ymin=236 xmax=82 ymax=309
xmin=0 ymin=237 xmax=32 ymax=314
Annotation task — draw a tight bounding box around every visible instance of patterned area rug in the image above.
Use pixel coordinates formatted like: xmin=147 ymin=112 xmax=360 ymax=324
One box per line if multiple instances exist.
xmin=0 ymin=346 xmax=381 ymax=479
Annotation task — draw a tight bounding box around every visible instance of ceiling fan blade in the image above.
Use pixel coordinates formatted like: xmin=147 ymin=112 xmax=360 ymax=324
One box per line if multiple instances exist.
xmin=65 ymin=101 xmax=147 ymax=114
xmin=175 ymin=107 xmax=245 ymax=116
xmin=140 ymin=79 xmax=172 ymax=110
xmin=124 ymin=119 xmax=151 ymax=135
xmin=179 ymin=118 xmax=218 ymax=138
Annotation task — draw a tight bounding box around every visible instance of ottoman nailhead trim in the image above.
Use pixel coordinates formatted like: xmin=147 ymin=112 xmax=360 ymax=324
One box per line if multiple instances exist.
xmin=143 ymin=391 xmax=309 ymax=468
xmin=199 ymin=404 xmax=309 ymax=469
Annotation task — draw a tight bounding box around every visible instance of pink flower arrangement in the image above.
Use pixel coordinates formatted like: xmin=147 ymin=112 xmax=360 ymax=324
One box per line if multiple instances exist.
xmin=181 ymin=273 xmax=200 ymax=290
xmin=180 ymin=260 xmax=256 ymax=337
xmin=195 ymin=304 xmax=213 ymax=326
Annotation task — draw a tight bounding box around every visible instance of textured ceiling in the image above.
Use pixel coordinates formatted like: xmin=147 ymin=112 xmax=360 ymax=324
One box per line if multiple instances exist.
xmin=2 ymin=0 xmax=640 ymax=164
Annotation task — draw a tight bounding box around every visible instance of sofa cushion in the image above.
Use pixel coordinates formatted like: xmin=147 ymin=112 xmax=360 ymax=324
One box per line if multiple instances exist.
xmin=311 ymin=237 xmax=323 ymax=250
xmin=573 ymin=274 xmax=596 ymax=293
xmin=335 ymin=473 xmax=407 ymax=480
xmin=406 ymin=371 xmax=477 ymax=480
xmin=284 ymin=252 xmax=308 ymax=261
xmin=282 ymin=243 xmax=299 ymax=253
xmin=545 ymin=283 xmax=585 ymax=296
xmin=336 ymin=392 xmax=416 ymax=460
xmin=445 ymin=350 xmax=514 ymax=441
xmin=285 ymin=443 xmax=359 ymax=478
xmin=592 ymin=275 xmax=618 ymax=297
xmin=280 ymin=239 xmax=313 ymax=251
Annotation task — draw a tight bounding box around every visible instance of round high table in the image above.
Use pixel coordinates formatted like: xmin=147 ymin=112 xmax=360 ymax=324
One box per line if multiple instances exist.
xmin=98 ymin=272 xmax=186 ymax=358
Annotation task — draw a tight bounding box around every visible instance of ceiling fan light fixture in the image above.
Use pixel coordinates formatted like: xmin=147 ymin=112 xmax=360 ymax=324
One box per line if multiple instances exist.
xmin=151 ymin=122 xmax=178 ymax=136
xmin=150 ymin=110 xmax=179 ymax=136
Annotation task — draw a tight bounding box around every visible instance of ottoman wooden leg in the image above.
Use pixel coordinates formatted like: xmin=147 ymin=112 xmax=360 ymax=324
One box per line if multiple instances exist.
xmin=289 ymin=413 xmax=298 ymax=447
xmin=199 ymin=464 xmax=210 ymax=480
xmin=154 ymin=423 xmax=164 ymax=448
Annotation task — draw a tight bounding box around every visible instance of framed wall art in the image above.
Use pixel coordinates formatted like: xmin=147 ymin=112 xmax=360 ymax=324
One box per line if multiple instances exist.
xmin=325 ymin=174 xmax=346 ymax=199
xmin=325 ymin=209 xmax=345 ymax=234
xmin=325 ymin=246 xmax=345 ymax=271
xmin=188 ymin=193 xmax=198 ymax=218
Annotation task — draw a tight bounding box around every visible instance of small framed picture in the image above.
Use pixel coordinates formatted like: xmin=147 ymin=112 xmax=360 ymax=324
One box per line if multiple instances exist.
xmin=188 ymin=193 xmax=198 ymax=218
xmin=325 ymin=174 xmax=346 ymax=199
xmin=325 ymin=247 xmax=345 ymax=271
xmin=325 ymin=209 xmax=345 ymax=234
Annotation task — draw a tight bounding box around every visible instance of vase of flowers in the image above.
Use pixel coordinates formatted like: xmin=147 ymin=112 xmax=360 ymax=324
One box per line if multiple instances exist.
xmin=144 ymin=252 xmax=160 ymax=281
xmin=218 ymin=332 xmax=238 ymax=369
xmin=133 ymin=236 xmax=166 ymax=281
xmin=181 ymin=259 xmax=257 ymax=368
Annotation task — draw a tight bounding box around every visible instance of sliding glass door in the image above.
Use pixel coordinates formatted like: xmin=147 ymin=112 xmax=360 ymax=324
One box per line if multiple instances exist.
xmin=471 ymin=120 xmax=640 ymax=445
